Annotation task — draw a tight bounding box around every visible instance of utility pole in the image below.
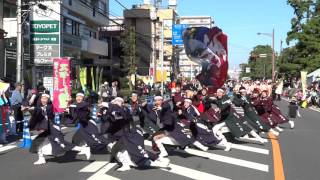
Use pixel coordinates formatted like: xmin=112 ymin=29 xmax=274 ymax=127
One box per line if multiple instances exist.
xmin=160 ymin=21 xmax=164 ymax=96
xmin=271 ymin=29 xmax=275 ymax=82
xmin=16 ymin=0 xmax=23 ymax=83
xmin=257 ymin=29 xmax=276 ymax=81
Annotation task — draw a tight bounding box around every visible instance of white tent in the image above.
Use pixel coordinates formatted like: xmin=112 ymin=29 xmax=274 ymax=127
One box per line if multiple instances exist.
xmin=307 ymin=68 xmax=320 ymax=84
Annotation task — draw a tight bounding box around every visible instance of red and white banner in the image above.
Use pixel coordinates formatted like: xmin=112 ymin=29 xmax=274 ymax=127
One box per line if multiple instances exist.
xmin=53 ymin=58 xmax=71 ymax=113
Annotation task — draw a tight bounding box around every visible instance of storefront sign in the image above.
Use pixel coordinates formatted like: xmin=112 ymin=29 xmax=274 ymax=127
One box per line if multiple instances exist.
xmin=31 ymin=1 xmax=61 ymax=65
xmin=30 ymin=20 xmax=59 ymax=33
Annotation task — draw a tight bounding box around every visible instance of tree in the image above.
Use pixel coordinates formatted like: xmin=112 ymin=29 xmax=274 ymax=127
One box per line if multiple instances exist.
xmin=240 ymin=45 xmax=273 ymax=80
xmin=280 ymin=0 xmax=320 ymax=75
xmin=120 ymin=26 xmax=139 ymax=90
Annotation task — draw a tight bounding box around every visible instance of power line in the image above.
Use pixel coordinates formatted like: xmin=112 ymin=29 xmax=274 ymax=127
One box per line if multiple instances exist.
xmin=113 ymin=0 xmax=129 ymax=10
xmin=35 ymin=1 xmax=155 ymax=50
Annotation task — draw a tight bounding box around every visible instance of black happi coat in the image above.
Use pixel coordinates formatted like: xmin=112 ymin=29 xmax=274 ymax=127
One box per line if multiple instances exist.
xmin=233 ymin=94 xmax=270 ymax=132
xmin=128 ymin=101 xmax=145 ymax=128
xmin=72 ymin=101 xmax=108 ymax=150
xmin=288 ymin=102 xmax=299 ymax=118
xmin=107 ymin=104 xmax=157 ymax=167
xmin=180 ymin=105 xmax=220 ymax=147
xmin=213 ymin=95 xmax=251 ymax=138
xmin=146 ymin=102 xmax=195 ymax=148
xmin=29 ymin=104 xmax=75 ymax=156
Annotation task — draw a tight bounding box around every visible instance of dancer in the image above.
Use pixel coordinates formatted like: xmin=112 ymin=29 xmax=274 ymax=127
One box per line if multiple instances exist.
xmin=211 ymin=89 xmax=267 ymax=144
xmin=29 ymin=92 xmax=90 ymax=165
xmin=104 ymin=97 xmax=170 ymax=172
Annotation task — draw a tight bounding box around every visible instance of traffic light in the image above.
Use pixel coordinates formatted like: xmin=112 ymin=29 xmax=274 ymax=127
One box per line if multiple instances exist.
xmin=249 ymin=54 xmax=258 ymax=61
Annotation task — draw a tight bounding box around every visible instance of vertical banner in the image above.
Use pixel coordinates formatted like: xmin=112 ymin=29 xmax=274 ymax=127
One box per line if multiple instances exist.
xmin=79 ymin=67 xmax=87 ymax=91
xmin=53 ymin=58 xmax=71 ymax=113
xmin=301 ymin=71 xmax=308 ymax=96
xmin=91 ymin=67 xmax=96 ymax=92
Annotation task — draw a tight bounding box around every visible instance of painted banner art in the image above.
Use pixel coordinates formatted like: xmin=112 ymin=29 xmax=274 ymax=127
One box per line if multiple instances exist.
xmin=53 ymin=58 xmax=71 ymax=113
xmin=183 ymin=26 xmax=228 ymax=92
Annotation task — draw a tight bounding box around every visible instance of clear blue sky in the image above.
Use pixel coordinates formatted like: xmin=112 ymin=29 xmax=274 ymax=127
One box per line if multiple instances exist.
xmin=109 ymin=0 xmax=294 ymax=69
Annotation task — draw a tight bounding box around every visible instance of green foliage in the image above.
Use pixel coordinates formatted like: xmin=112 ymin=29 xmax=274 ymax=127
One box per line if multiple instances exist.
xmin=279 ymin=0 xmax=320 ymax=76
xmin=120 ymin=26 xmax=139 ymax=90
xmin=240 ymin=45 xmax=273 ymax=79
xmin=120 ymin=26 xmax=139 ymax=75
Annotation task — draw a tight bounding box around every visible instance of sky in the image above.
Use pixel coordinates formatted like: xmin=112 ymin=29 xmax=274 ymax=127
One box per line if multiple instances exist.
xmin=109 ymin=0 xmax=295 ymax=69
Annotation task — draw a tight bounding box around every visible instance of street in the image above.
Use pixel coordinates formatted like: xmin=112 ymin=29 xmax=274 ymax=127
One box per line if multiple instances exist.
xmin=0 ymin=100 xmax=318 ymax=180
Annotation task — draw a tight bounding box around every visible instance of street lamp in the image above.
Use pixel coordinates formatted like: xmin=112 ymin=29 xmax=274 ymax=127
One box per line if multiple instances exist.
xmin=257 ymin=29 xmax=275 ymax=82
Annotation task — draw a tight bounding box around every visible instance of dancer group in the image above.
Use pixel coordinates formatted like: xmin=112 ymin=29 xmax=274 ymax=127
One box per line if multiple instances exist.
xmin=26 ymin=80 xmax=297 ymax=172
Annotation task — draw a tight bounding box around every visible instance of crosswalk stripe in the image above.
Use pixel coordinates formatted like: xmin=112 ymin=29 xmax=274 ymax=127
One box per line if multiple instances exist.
xmin=230 ymin=143 xmax=269 ymax=155
xmin=144 ymin=140 xmax=268 ymax=172
xmin=145 ymin=139 xmax=268 ymax=155
xmin=79 ymin=161 xmax=109 ymax=173
xmin=181 ymin=148 xmax=269 ymax=172
xmin=162 ymin=163 xmax=231 ymax=180
xmin=0 ymin=145 xmax=17 ymax=153
xmin=87 ymin=163 xmax=120 ymax=180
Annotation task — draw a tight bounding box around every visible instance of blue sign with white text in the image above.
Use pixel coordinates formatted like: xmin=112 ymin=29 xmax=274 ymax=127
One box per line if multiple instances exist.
xmin=172 ymin=24 xmax=189 ymax=45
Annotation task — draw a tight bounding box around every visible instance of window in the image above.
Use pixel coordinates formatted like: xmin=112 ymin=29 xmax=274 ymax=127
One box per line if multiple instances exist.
xmin=63 ymin=17 xmax=72 ymax=34
xmin=68 ymin=0 xmax=72 ymax=6
xmin=4 ymin=6 xmax=16 ymax=18
xmin=72 ymin=21 xmax=80 ymax=36
xmin=63 ymin=17 xmax=80 ymax=36
xmin=89 ymin=31 xmax=97 ymax=39
xmin=98 ymin=1 xmax=106 ymax=15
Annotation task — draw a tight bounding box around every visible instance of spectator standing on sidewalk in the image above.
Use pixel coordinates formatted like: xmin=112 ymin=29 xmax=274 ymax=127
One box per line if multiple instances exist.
xmin=10 ymin=83 xmax=24 ymax=133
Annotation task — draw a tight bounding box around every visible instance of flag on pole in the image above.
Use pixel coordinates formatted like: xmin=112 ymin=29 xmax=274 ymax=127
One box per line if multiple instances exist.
xmin=79 ymin=67 xmax=87 ymax=92
xmin=91 ymin=67 xmax=96 ymax=92
xmin=301 ymin=71 xmax=308 ymax=96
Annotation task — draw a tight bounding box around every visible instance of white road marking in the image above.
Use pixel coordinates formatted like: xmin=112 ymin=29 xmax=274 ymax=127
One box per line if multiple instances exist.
xmin=230 ymin=143 xmax=269 ymax=155
xmin=0 ymin=145 xmax=17 ymax=153
xmin=79 ymin=161 xmax=109 ymax=173
xmin=181 ymin=148 xmax=269 ymax=172
xmin=162 ymin=163 xmax=231 ymax=180
xmin=2 ymin=126 xmax=70 ymax=152
xmin=145 ymin=140 xmax=269 ymax=155
xmin=87 ymin=163 xmax=120 ymax=180
xmin=144 ymin=140 xmax=268 ymax=172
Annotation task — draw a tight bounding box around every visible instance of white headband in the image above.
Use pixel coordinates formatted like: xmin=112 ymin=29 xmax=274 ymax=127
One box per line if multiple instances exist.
xmin=217 ymin=89 xmax=224 ymax=93
xmin=154 ymin=96 xmax=163 ymax=100
xmin=184 ymin=99 xmax=192 ymax=103
xmin=114 ymin=97 xmax=124 ymax=102
xmin=41 ymin=93 xmax=50 ymax=98
xmin=76 ymin=93 xmax=85 ymax=97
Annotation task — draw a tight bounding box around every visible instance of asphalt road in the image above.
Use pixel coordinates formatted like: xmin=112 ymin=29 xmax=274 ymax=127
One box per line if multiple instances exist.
xmin=0 ymin=100 xmax=318 ymax=180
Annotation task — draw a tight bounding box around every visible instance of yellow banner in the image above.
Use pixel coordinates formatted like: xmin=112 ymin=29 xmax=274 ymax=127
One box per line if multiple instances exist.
xmin=156 ymin=70 xmax=167 ymax=82
xmin=79 ymin=67 xmax=87 ymax=91
xmin=301 ymin=71 xmax=308 ymax=96
xmin=91 ymin=67 xmax=96 ymax=91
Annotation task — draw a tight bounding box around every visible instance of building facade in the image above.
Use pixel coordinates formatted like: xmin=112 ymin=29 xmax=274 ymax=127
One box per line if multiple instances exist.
xmin=178 ymin=16 xmax=214 ymax=79
xmin=156 ymin=8 xmax=177 ymax=82
xmin=124 ymin=4 xmax=156 ymax=77
xmin=99 ymin=17 xmax=124 ymax=81
xmin=0 ymin=0 xmax=4 ymax=78
xmin=2 ymin=0 xmax=109 ymax=88
xmin=123 ymin=2 xmax=178 ymax=84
